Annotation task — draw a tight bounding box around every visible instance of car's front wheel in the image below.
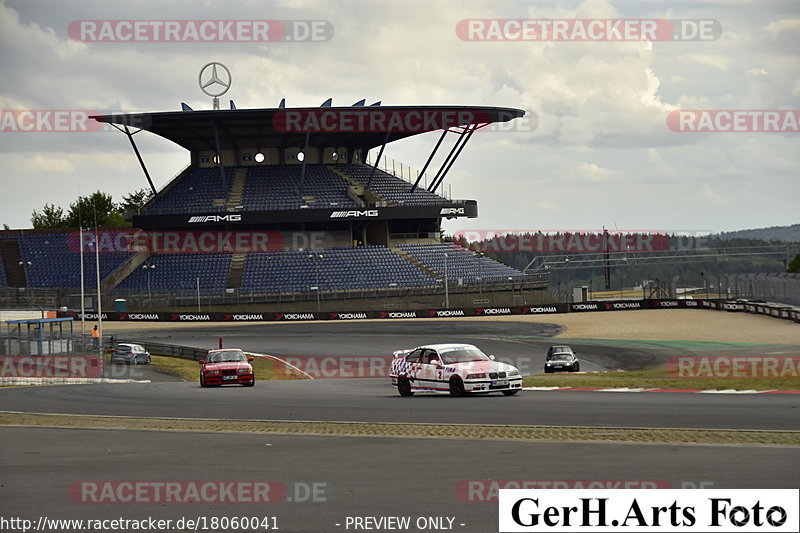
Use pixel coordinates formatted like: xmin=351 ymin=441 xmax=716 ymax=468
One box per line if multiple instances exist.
xmin=146 ymin=355 xmax=151 ymax=364
xmin=397 ymin=377 xmax=414 ymax=396
xmin=502 ymin=389 xmax=519 ymax=396
xmin=243 ymin=377 xmax=255 ymax=387
xmin=200 ymin=374 xmax=208 ymax=388
xmin=449 ymin=377 xmax=465 ymax=397
xmin=130 ymin=356 xmax=138 ymax=366
xmin=573 ymin=363 xmax=580 ymax=372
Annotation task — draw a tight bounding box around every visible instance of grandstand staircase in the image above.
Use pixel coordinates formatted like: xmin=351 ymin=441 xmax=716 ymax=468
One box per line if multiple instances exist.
xmin=225 ymin=168 xmax=248 ymax=211
xmin=328 ymin=166 xmax=388 ymax=206
xmin=0 ymin=239 xmax=27 ymax=287
xmin=101 ymin=232 xmax=152 ymax=292
xmin=226 ymin=253 xmax=246 ymax=289
xmin=392 ymin=246 xmax=442 ymax=281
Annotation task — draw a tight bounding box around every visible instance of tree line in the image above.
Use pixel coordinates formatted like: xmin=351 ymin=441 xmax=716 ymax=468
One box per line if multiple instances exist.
xmin=453 ymin=232 xmax=800 ymax=278
xmin=29 ymin=189 xmax=153 ymax=229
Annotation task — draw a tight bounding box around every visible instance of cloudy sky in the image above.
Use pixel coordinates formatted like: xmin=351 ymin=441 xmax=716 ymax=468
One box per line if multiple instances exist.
xmin=0 ymin=0 xmax=797 ymax=235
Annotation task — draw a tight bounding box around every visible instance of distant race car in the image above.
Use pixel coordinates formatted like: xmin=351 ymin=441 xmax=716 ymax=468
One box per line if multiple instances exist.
xmin=199 ymin=348 xmax=255 ymax=387
xmin=111 ymin=343 xmax=151 ymax=365
xmin=389 ymin=343 xmax=523 ymax=397
xmin=546 ymin=345 xmax=575 ymax=361
xmin=544 ymin=352 xmax=580 ymax=373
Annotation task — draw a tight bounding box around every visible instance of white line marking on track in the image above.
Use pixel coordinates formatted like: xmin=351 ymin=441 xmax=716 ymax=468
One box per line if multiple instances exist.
xmin=697 ymin=389 xmax=763 ymax=394
xmin=0 ymin=378 xmax=151 ymax=385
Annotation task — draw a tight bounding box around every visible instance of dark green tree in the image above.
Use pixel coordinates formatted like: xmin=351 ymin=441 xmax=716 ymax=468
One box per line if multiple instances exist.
xmin=64 ymin=191 xmax=128 ymax=227
xmin=31 ymin=203 xmax=67 ymax=228
xmin=788 ymin=253 xmax=800 ymax=273
xmin=120 ymin=188 xmax=154 ymax=214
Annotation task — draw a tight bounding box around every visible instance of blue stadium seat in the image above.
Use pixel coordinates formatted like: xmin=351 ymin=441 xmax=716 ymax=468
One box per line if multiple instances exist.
xmin=398 ymin=243 xmax=525 ymax=283
xmin=239 ymin=246 xmax=437 ymax=293
xmin=0 ymin=249 xmax=7 ymax=287
xmin=7 ymin=232 xmax=133 ymax=289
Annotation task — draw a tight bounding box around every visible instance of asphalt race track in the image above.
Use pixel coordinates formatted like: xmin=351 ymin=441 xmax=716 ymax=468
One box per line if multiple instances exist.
xmin=3 ymin=379 xmax=800 ymax=431
xmin=1 ymin=319 xmax=798 ymax=533
xmin=2 ymin=321 xmax=798 ymax=430
xmin=2 ymin=427 xmax=798 ymax=533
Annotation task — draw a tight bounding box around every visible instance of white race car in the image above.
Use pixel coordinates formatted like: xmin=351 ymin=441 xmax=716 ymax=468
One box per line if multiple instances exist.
xmin=389 ymin=343 xmax=523 ymax=397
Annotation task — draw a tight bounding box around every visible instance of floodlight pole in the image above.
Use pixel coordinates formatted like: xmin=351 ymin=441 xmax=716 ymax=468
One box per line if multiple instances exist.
xmin=210 ymin=121 xmax=228 ymax=191
xmin=299 ymin=131 xmax=310 ymax=197
xmin=603 ymin=228 xmax=611 ymax=290
xmin=93 ymin=214 xmax=103 ymax=377
xmin=444 ymin=253 xmax=449 ymax=308
xmin=79 ymin=225 xmax=85 ymax=338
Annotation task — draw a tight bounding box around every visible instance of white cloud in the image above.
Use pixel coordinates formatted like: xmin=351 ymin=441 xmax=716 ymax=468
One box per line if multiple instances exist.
xmin=0 ymin=0 xmax=797 ymax=232
xmin=28 ymin=155 xmax=75 ymax=174
xmin=764 ymin=18 xmax=800 ymax=35
xmin=578 ymin=162 xmax=616 ymax=182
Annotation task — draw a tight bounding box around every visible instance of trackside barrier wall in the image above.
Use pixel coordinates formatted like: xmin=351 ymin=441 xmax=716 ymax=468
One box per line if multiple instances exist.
xmin=59 ymin=299 xmax=800 ymax=324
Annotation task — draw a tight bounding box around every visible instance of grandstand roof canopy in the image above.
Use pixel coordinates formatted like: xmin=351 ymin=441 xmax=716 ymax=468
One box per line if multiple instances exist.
xmin=92 ymin=105 xmax=525 ymax=152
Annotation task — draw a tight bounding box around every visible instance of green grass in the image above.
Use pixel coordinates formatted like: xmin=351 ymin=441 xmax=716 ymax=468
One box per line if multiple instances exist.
xmin=150 ymin=355 xmax=304 ymax=382
xmin=523 ymin=369 xmax=800 ymax=391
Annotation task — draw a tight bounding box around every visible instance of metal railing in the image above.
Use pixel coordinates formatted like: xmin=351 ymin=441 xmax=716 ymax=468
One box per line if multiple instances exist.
xmin=105 ymin=273 xmax=550 ymax=310
xmin=721 ymin=273 xmax=800 ymax=307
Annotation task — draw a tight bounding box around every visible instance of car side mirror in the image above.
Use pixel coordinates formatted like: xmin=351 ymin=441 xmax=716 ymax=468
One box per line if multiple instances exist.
xmin=247 ymin=357 xmax=254 ymax=362
xmin=198 ymin=360 xmax=205 ymax=365
xmin=489 ymin=354 xmax=496 ymax=361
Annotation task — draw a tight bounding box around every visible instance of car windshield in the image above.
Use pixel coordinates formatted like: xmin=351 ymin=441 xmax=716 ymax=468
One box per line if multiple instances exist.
xmin=208 ymin=350 xmax=246 ymax=363
xmin=439 ymin=347 xmax=490 ymax=364
xmin=552 ymin=347 xmax=571 ymax=353
xmin=551 ymin=354 xmax=573 ymax=361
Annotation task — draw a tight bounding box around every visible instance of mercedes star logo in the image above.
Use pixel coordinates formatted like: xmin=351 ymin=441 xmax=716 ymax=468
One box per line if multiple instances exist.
xmin=198 ymin=62 xmax=232 ymax=97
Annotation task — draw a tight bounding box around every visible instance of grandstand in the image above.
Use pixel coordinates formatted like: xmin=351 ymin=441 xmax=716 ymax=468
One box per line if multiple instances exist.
xmin=0 ymin=103 xmax=549 ymax=308
xmin=0 ymin=230 xmax=132 ymax=289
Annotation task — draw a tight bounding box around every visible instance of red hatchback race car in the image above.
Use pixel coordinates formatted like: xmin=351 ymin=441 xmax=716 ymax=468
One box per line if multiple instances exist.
xmin=199 ymin=349 xmax=255 ymax=387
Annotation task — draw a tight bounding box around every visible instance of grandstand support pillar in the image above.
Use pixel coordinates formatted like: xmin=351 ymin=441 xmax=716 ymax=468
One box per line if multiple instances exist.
xmin=210 ymin=121 xmax=228 ymax=191
xmin=411 ymin=128 xmax=448 ymax=194
xmin=429 ymin=124 xmax=477 ymax=194
xmin=120 ymin=125 xmax=157 ymax=197
xmin=366 ymin=130 xmax=392 ymax=190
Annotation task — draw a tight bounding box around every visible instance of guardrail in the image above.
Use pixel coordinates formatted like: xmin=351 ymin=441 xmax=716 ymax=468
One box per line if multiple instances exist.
xmin=109 ymin=339 xmax=208 ymax=361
